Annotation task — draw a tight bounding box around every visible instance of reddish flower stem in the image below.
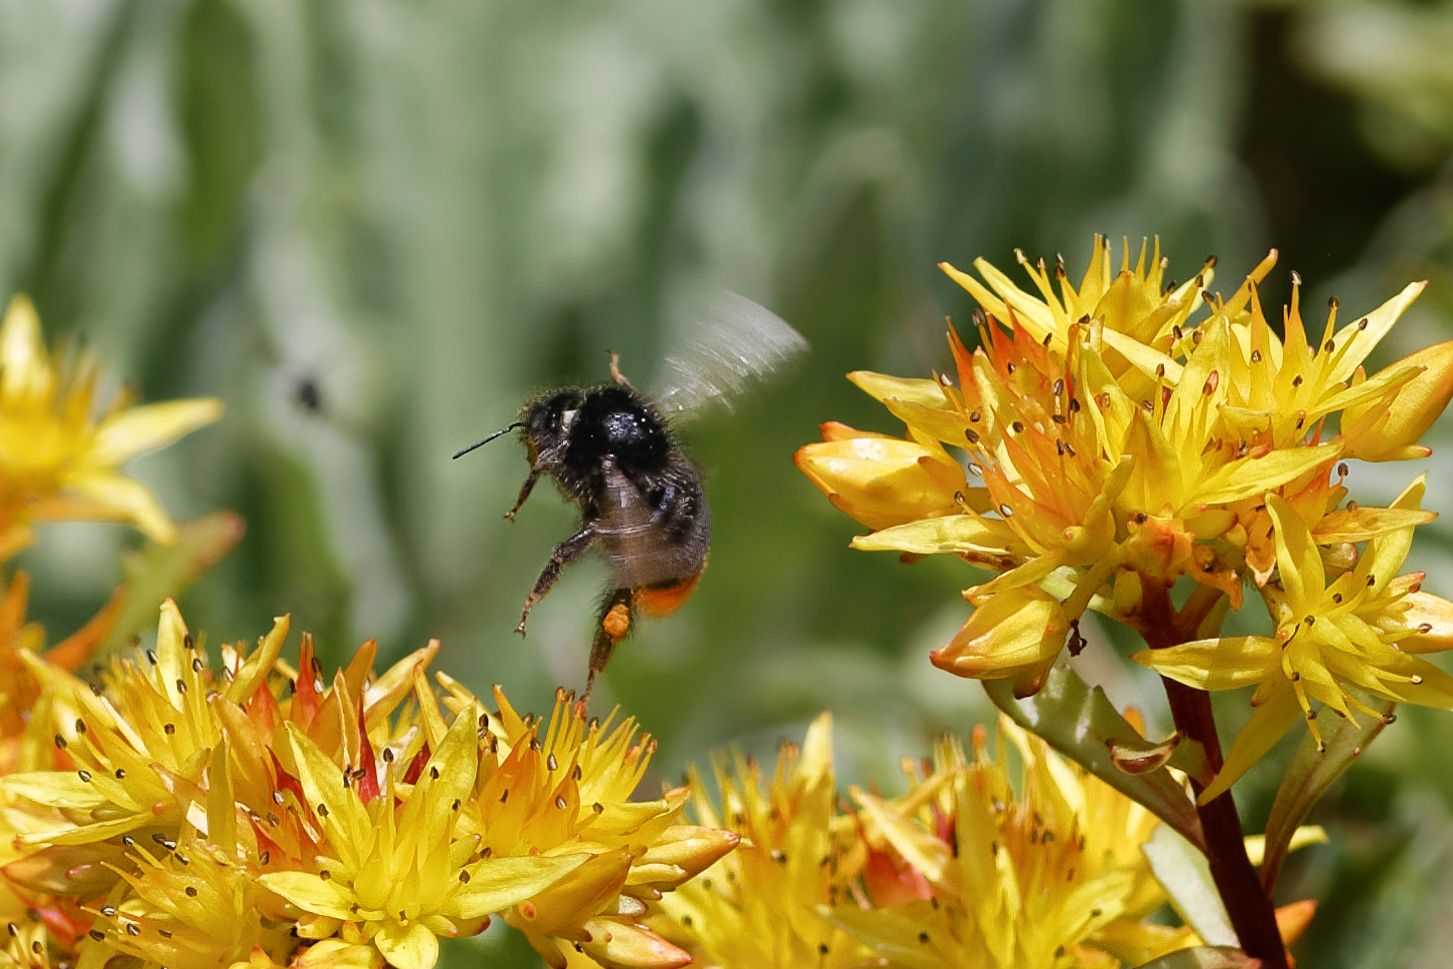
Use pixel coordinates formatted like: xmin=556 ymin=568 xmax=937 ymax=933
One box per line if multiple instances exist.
xmin=1143 ymin=585 xmax=1289 ymax=969
xmin=1161 ymin=679 xmax=1287 ymax=969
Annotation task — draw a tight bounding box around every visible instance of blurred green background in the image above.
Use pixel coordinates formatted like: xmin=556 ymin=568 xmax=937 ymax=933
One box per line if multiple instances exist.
xmin=5 ymin=0 xmax=1453 ymax=965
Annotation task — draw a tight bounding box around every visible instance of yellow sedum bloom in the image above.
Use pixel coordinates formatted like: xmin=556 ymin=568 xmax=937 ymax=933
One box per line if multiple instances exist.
xmin=1213 ymin=280 xmax=1429 ymax=454
xmin=659 ymin=714 xmax=872 ymax=968
xmin=663 ymin=714 xmax=1192 ymax=969
xmin=797 ymin=238 xmax=1453 ymax=722
xmin=257 ymin=710 xmax=591 ymax=969
xmin=81 ymin=840 xmax=296 ymax=969
xmin=0 ymin=295 xmax=220 ymax=558
xmin=938 ymin=236 xmax=1228 ymax=371
xmin=0 ymin=603 xmax=735 ymax=969
xmin=1137 ymin=475 xmax=1453 ymax=800
xmin=435 ymin=682 xmax=736 ymax=969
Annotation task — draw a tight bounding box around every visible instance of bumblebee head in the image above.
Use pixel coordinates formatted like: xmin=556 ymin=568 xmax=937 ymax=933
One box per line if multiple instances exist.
xmin=452 ymin=388 xmax=583 ymax=462
xmin=520 ymin=388 xmax=586 ymax=456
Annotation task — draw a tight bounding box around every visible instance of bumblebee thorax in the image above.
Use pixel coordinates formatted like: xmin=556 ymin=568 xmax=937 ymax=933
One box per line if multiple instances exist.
xmin=573 ymin=385 xmax=670 ymax=468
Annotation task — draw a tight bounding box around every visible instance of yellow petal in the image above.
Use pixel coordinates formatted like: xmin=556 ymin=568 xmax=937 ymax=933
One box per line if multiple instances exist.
xmin=0 ymin=294 xmax=48 ymax=399
xmin=1199 ymin=683 xmax=1300 ymax=804
xmin=90 ymin=398 xmax=223 ymax=465
xmin=931 ymin=585 xmax=1067 ymax=682
xmin=0 ymin=771 xmax=112 ymax=812
xmin=520 ymin=848 xmax=632 ymax=935
xmin=1266 ymin=495 xmax=1324 ymax=611
xmin=963 ymin=551 xmax=1065 ymax=603
xmin=1312 ymin=506 xmax=1435 ymax=544
xmin=939 ymin=261 xmax=1018 ymax=332
xmin=17 ymin=814 xmax=144 ymax=847
xmin=1336 ymin=341 xmax=1453 ymax=461
xmin=58 ymin=471 xmax=175 ymax=542
xmin=1321 ymin=359 xmax=1424 ymax=419
xmin=879 ymin=395 xmax=973 ymax=446
xmin=1326 ymin=280 xmax=1426 ymax=385
xmin=448 ymin=853 xmax=592 ymax=921
xmin=1397 ymin=591 xmax=1453 ymax=653
xmin=794 ymin=438 xmax=962 ymax=531
xmin=800 ymin=710 xmax=835 ymax=781
xmin=849 ymin=514 xmax=1009 ymax=556
xmin=155 ymin=598 xmax=191 ymax=704
xmin=965 ymin=257 xmax=1057 ymax=338
xmin=227 ymin=612 xmax=291 ymax=704
xmin=846 ymin=371 xmax=948 ymax=409
xmin=1381 ymin=655 xmax=1453 ymax=709
xmin=853 ymin=789 xmax=950 ymax=886
xmin=394 ymin=704 xmax=480 ymax=862
xmin=578 ymin=918 xmax=691 ymax=969
xmin=634 ymin=825 xmax=739 ymax=883
xmin=1195 ymin=444 xmax=1341 ymax=506
xmin=25 ymin=493 xmax=140 ymax=527
xmin=293 ymin=940 xmax=383 ymax=969
xmin=258 ymin=871 xmax=360 ymax=921
xmin=1132 ymin=636 xmax=1278 ymax=691
xmin=1101 ymin=326 xmax=1182 ymax=384
xmin=283 ymin=722 xmax=375 ymax=872
xmin=373 ymin=922 xmax=439 ymax=969
xmin=1355 ymin=475 xmax=1423 ymax=596
xmin=817 ymin=420 xmax=895 ymax=442
xmin=1243 ymin=825 xmax=1327 ymax=865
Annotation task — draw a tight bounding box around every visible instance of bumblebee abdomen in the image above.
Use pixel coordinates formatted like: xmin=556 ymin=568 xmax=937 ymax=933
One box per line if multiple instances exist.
xmin=599 ymin=523 xmax=708 ymax=590
xmin=634 ymin=569 xmax=705 ymax=616
xmin=595 ymin=461 xmax=709 ymax=589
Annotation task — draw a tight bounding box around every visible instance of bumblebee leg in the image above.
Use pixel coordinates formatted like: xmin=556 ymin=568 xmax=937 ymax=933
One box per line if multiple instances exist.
xmin=516 ymin=526 xmax=596 ymax=636
xmin=504 ymin=467 xmax=542 ymax=521
xmin=585 ymin=588 xmax=633 ymax=699
xmin=608 ymin=351 xmax=635 ymax=390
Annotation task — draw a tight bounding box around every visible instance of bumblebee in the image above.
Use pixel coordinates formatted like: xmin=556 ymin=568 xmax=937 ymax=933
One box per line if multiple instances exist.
xmin=454 ymin=293 xmax=804 ymax=696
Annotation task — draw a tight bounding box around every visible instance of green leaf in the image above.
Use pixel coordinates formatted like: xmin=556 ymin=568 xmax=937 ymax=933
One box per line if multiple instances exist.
xmin=983 ymin=666 xmax=1206 ymax=851
xmin=1132 ymin=946 xmax=1258 ymax=969
xmin=1259 ymin=699 xmax=1394 ymax=892
xmin=1142 ymin=825 xmax=1237 ymax=947
xmin=99 ymin=511 xmax=244 ymax=653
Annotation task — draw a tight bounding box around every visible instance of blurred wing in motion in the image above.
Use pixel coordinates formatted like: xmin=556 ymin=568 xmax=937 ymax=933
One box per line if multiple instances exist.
xmin=652 ymin=292 xmax=808 ymax=417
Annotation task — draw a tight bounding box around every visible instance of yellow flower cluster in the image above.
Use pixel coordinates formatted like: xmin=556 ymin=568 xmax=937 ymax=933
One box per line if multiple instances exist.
xmin=659 ymin=713 xmax=1215 ymax=969
xmin=0 ymin=294 xmax=221 ymax=780
xmin=797 ymin=237 xmax=1453 ymax=794
xmin=0 ymin=603 xmax=736 ymax=969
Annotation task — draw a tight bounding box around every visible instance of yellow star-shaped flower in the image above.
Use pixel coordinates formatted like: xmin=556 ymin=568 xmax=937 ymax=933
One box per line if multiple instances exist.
xmin=0 ymin=295 xmax=220 ymax=558
xmin=1136 ymin=476 xmax=1453 ymax=800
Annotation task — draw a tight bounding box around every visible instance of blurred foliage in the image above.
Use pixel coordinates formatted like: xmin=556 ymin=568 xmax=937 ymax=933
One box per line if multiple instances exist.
xmin=3 ymin=0 xmax=1453 ymax=965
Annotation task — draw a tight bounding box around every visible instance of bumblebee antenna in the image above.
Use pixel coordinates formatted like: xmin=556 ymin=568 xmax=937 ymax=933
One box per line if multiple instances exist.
xmin=451 ymin=421 xmax=523 ymax=460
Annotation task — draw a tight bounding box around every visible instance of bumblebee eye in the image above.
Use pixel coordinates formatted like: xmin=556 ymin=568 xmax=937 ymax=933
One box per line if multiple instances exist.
xmin=559 ymin=408 xmax=578 ymax=431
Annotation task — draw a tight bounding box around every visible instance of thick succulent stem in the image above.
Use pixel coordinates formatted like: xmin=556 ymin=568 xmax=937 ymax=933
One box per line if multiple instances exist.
xmin=1143 ymin=584 xmax=1288 ymax=969
xmin=1162 ymin=679 xmax=1288 ymax=969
